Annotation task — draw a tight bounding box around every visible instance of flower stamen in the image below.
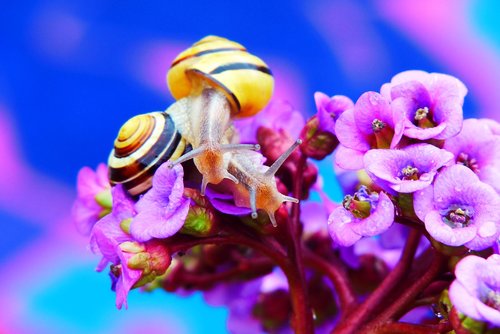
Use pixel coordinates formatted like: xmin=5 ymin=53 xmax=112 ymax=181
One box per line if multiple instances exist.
xmin=457 ymin=152 xmax=480 ymax=174
xmin=401 ymin=165 xmax=419 ymax=180
xmin=443 ymin=207 xmax=473 ymax=228
xmin=372 ymin=119 xmax=385 ymax=133
xmin=342 ymin=187 xmax=378 ymax=219
xmin=483 ymin=290 xmax=500 ymax=310
xmin=414 ymin=107 xmax=435 ymax=128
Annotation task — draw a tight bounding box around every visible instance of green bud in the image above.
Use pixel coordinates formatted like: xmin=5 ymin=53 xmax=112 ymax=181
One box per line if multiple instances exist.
xmin=127 ymin=253 xmax=151 ymax=271
xmin=181 ymin=188 xmax=218 ymax=237
xmin=119 ymin=241 xmax=144 ymax=254
xmin=95 ymin=189 xmax=112 ymax=209
xmin=120 ymin=218 xmax=132 ymax=234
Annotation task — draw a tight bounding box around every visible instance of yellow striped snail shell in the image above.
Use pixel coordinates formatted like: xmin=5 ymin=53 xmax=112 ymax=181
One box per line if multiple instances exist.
xmin=164 ymin=36 xmax=273 ymax=194
xmin=108 ymin=112 xmax=186 ymax=196
xmin=167 ymin=35 xmax=274 ymax=118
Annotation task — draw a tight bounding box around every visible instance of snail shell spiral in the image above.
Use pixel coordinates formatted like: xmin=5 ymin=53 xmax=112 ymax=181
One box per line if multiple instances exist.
xmin=108 ymin=112 xmax=186 ymax=196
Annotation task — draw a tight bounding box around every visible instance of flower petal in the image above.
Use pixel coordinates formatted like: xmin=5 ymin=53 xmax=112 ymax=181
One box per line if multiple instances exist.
xmin=327 ymin=207 xmax=362 ymax=247
xmin=131 ymin=163 xmax=189 ymax=241
xmin=424 ymin=210 xmax=477 ymax=246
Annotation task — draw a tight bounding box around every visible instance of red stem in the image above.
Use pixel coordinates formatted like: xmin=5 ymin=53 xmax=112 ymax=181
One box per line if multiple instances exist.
xmin=170 ymin=258 xmax=274 ymax=289
xmin=303 ymin=249 xmax=356 ymax=312
xmin=370 ymin=322 xmax=441 ymax=334
xmin=333 ymin=229 xmax=421 ymax=334
xmin=364 ymin=250 xmax=446 ymax=329
xmin=287 ymin=154 xmax=314 ymax=334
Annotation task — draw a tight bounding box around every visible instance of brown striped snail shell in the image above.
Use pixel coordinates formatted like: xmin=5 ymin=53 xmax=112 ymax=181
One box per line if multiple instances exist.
xmin=108 ymin=112 xmax=186 ymax=196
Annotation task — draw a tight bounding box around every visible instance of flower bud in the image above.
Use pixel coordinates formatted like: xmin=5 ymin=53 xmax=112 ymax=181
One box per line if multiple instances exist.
xmin=120 ymin=240 xmax=172 ymax=288
xmin=95 ymin=189 xmax=113 ymax=217
xmin=299 ymin=115 xmax=338 ymax=160
xmin=257 ymin=126 xmax=299 ymax=169
xmin=181 ymin=188 xmax=219 ymax=237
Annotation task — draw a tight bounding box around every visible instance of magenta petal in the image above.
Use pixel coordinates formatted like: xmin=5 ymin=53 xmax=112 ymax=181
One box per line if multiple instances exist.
xmin=454 ymin=255 xmax=482 ymax=294
xmin=90 ymin=222 xmax=121 ymax=264
xmin=391 ymin=80 xmax=431 ymax=106
xmin=89 ymin=208 xmax=131 ymax=258
xmin=115 ymin=250 xmax=142 ymax=310
xmin=429 ymin=73 xmax=467 ymax=103
xmin=404 ymin=122 xmax=447 ymax=140
xmin=389 ymin=70 xmax=432 ymax=87
xmin=433 ymin=99 xmax=463 ymax=140
xmin=433 ymin=165 xmax=480 ymax=209
xmin=335 ymin=109 xmax=370 ymax=151
xmin=131 ymin=163 xmax=189 ymax=241
xmin=350 ymin=192 xmax=394 ymax=237
xmin=111 ymin=185 xmax=136 ymax=220
xmin=334 ymin=145 xmax=364 ymax=170
xmin=424 ymin=210 xmax=477 ymax=246
xmin=449 ymin=281 xmax=482 ymax=320
xmin=413 ymin=186 xmax=434 ymax=222
xmin=205 ymin=187 xmax=252 ymax=215
xmin=327 ymin=207 xmax=362 ymax=247
xmin=475 ymin=302 xmax=500 ymax=326
xmin=354 ymin=92 xmax=393 ymax=134
xmin=465 ymin=219 xmax=500 ymax=251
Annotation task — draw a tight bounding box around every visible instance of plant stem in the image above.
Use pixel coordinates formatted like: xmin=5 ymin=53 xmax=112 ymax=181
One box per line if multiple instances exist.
xmin=170 ymin=258 xmax=274 ymax=289
xmin=364 ymin=250 xmax=446 ymax=328
xmin=332 ymin=229 xmax=421 ymax=334
xmin=287 ymin=154 xmax=314 ymax=334
xmin=370 ymin=322 xmax=441 ymax=334
xmin=303 ymin=249 xmax=356 ymax=312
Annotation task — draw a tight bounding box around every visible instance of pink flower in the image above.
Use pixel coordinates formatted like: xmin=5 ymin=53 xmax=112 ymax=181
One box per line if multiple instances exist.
xmin=381 ymin=70 xmax=467 ymax=140
xmin=72 ymin=163 xmax=111 ymax=235
xmin=328 ymin=187 xmax=395 ymax=247
xmin=414 ymin=165 xmax=500 ymax=250
xmin=130 ymin=163 xmax=190 ymax=242
xmin=450 ymin=254 xmax=500 ymax=326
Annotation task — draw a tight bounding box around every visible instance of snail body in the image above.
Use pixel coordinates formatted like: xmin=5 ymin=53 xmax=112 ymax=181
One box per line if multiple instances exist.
xmin=166 ymin=36 xmax=274 ymax=194
xmin=227 ymin=140 xmax=301 ymax=226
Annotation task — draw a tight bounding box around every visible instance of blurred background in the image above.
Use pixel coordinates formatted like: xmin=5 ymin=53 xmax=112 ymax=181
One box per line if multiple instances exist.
xmin=1 ymin=0 xmax=499 ymax=333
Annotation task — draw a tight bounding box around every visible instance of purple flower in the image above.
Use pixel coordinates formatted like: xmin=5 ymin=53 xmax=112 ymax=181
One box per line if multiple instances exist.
xmin=328 ymin=187 xmax=395 ymax=247
xmin=381 ymin=70 xmax=467 ymax=140
xmin=130 ymin=163 xmax=190 ymax=242
xmin=449 ymin=254 xmax=500 ymax=326
xmin=90 ymin=184 xmax=136 ymax=262
xmin=72 ymin=163 xmax=111 ymax=235
xmin=444 ymin=119 xmax=500 ymax=193
xmin=204 ymin=187 xmax=252 ymax=216
xmin=364 ymin=144 xmax=454 ymax=193
xmin=335 ymin=92 xmax=405 ymax=170
xmin=414 ymin=165 xmax=500 ymax=250
xmin=89 ymin=185 xmax=140 ymax=309
xmin=233 ymin=99 xmax=305 ymax=143
xmin=314 ymin=92 xmax=353 ymax=134
xmin=481 ymin=118 xmax=500 ymax=136
xmin=90 ymin=185 xmax=172 ymax=309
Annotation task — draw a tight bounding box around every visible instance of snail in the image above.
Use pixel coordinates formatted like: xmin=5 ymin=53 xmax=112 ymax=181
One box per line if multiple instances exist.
xmin=228 ymin=139 xmax=301 ymax=227
xmin=165 ymin=35 xmax=274 ymax=194
xmin=108 ymin=112 xmax=186 ymax=196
